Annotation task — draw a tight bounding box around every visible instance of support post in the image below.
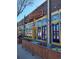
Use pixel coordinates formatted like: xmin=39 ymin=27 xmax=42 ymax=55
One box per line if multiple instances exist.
xmin=23 ymin=17 xmax=25 ymax=38
xmin=47 ymin=0 xmax=51 ymax=47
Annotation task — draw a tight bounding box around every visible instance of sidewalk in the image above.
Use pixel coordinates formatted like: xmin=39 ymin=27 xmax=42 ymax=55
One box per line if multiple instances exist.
xmin=17 ymin=44 xmax=42 ymax=59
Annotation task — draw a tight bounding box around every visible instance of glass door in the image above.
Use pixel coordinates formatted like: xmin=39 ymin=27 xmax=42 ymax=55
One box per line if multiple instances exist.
xmin=42 ymin=25 xmax=48 ymax=41
xmin=37 ymin=27 xmax=42 ymax=40
xmin=52 ymin=23 xmax=60 ymax=43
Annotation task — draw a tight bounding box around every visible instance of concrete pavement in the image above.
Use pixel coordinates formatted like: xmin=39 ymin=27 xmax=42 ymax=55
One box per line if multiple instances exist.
xmin=17 ymin=44 xmax=42 ymax=59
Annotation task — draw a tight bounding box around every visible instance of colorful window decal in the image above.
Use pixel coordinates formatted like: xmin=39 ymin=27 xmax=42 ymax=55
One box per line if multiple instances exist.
xmin=51 ymin=13 xmax=61 ymax=21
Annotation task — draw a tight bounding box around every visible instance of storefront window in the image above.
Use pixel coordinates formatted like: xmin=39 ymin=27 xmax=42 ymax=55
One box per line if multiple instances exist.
xmin=52 ymin=23 xmax=60 ymax=43
xmin=51 ymin=13 xmax=60 ymax=21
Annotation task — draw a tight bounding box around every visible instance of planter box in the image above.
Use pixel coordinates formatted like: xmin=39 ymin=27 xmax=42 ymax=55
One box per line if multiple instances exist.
xmin=22 ymin=40 xmax=61 ymax=59
xmin=17 ymin=39 xmax=22 ymax=44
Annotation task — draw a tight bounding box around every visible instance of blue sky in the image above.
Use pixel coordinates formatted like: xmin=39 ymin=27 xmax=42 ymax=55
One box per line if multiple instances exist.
xmin=17 ymin=0 xmax=46 ymax=22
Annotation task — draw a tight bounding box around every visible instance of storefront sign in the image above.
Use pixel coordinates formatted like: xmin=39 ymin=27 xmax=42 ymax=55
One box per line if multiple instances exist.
xmin=29 ymin=9 xmax=44 ymax=20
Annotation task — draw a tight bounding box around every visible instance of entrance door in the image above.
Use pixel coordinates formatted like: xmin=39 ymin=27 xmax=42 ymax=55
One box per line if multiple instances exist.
xmin=37 ymin=27 xmax=42 ymax=40
xmin=42 ymin=25 xmax=47 ymax=41
xmin=51 ymin=23 xmax=60 ymax=43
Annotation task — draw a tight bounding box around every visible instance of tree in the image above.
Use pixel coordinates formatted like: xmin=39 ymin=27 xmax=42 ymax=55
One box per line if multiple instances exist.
xmin=17 ymin=0 xmax=33 ymax=16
